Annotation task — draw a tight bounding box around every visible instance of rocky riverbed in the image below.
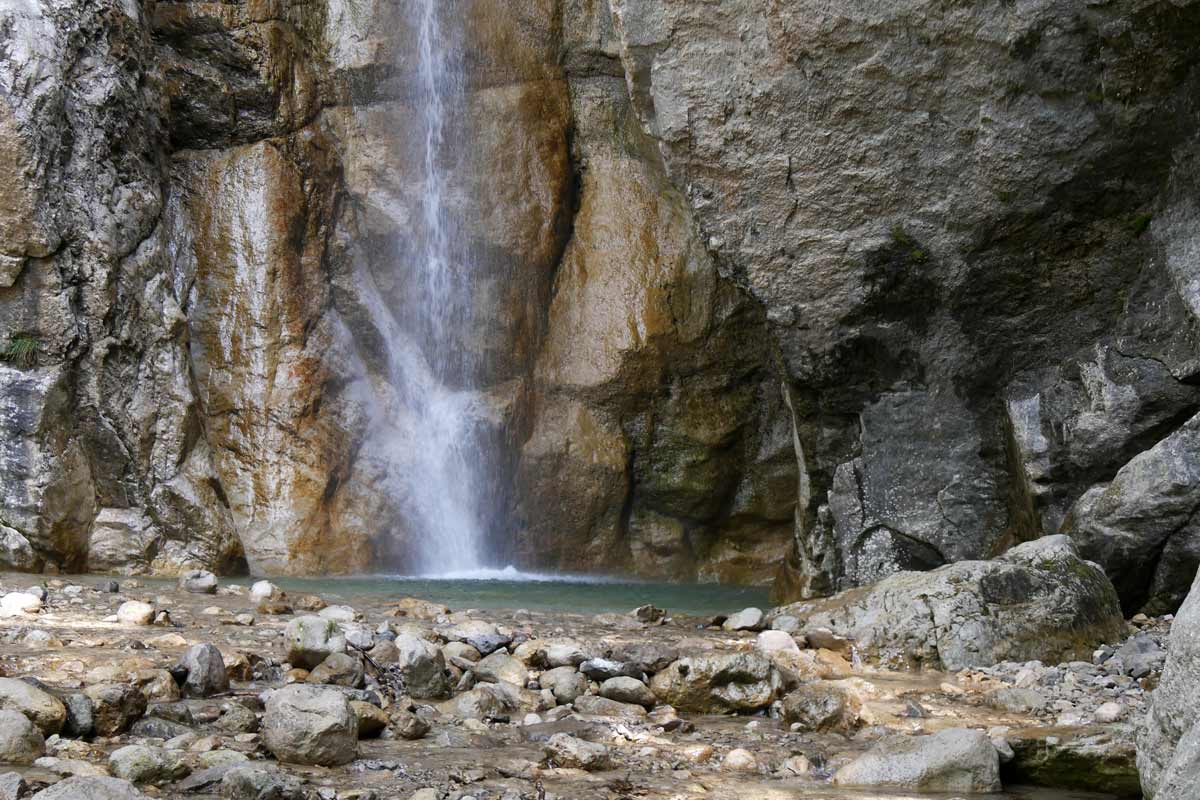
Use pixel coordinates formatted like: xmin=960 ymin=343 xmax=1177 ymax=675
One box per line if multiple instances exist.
xmin=0 ymin=553 xmax=1164 ymax=799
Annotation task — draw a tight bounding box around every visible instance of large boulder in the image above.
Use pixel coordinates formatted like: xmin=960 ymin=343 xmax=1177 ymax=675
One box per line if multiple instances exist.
xmin=833 ymin=728 xmax=1001 ymax=792
xmin=389 ymin=634 xmax=450 ymax=699
xmin=649 ymin=652 xmax=782 ymax=713
xmin=1140 ymin=569 xmax=1200 ymax=798
xmin=30 ymin=777 xmax=149 ymax=800
xmin=284 ymin=617 xmax=346 ymax=670
xmin=262 ymin=685 xmax=357 ymax=767
xmin=0 ymin=678 xmax=66 ymax=735
xmin=1063 ymin=412 xmax=1200 ymax=615
xmin=0 ymin=709 xmax=43 ymax=764
xmin=774 ymin=536 xmax=1125 ymax=670
xmin=176 ymin=644 xmax=229 ymax=697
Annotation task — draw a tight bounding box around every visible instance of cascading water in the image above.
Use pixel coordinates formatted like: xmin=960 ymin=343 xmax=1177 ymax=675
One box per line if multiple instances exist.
xmin=384 ymin=0 xmax=488 ymax=575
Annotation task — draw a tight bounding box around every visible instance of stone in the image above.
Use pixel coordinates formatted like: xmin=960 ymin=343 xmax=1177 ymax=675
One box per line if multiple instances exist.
xmin=722 ymin=607 xmax=764 ymax=632
xmin=0 ymin=593 xmax=39 ymax=618
xmin=986 ymin=687 xmax=1049 ymax=714
xmin=177 ymin=644 xmax=230 ymax=697
xmin=178 ymin=570 xmax=218 ymax=594
xmin=599 ymin=676 xmax=656 ymax=709
xmin=833 ymin=728 xmax=1001 ymax=792
xmin=472 ymin=653 xmax=527 ymax=686
xmin=349 ymin=701 xmax=388 ymax=738
xmin=571 ymin=695 xmax=648 ymax=720
xmin=539 ymin=667 xmax=588 ymax=705
xmin=108 ymin=745 xmax=189 ymax=784
xmin=535 ymin=639 xmax=588 ymax=668
xmin=0 ymin=709 xmax=43 ymax=764
xmin=220 ymin=766 xmax=307 ymax=800
xmin=781 ymin=683 xmax=860 ymax=733
xmin=0 ymin=773 xmax=25 ymax=800
xmin=392 ymin=709 xmax=430 ymax=741
xmin=579 ymin=658 xmax=640 ymax=682
xmin=1064 ymin=412 xmax=1200 ymax=615
xmin=284 ymin=617 xmax=347 ymax=671
xmin=249 ymin=581 xmax=280 ymax=602
xmin=440 ymin=682 xmax=545 ymax=721
xmin=117 ymin=602 xmax=155 ymax=626
xmin=722 ymin=748 xmax=757 ymax=772
xmin=544 ymin=733 xmax=611 ymax=771
xmin=262 ymin=685 xmax=357 ymax=767
xmin=318 ymin=605 xmax=358 ymax=623
xmin=0 ymin=678 xmax=66 ymax=735
xmin=440 ymin=621 xmax=511 ymax=656
xmin=1007 ymin=729 xmax=1139 ymax=796
xmin=776 ymin=536 xmax=1126 ymax=670
xmin=1095 ymin=702 xmax=1126 ymax=723
xmin=29 ymin=777 xmax=150 ymax=799
xmin=389 ymin=634 xmax=450 ymax=699
xmin=84 ymin=684 xmax=147 ymax=737
xmin=306 ymin=653 xmax=364 ymax=688
xmin=649 ymin=653 xmax=782 ymax=713
xmin=755 ymin=630 xmax=800 ymax=655
xmin=59 ymin=692 xmax=95 ymax=738
xmin=214 ymin=704 xmax=258 ymax=734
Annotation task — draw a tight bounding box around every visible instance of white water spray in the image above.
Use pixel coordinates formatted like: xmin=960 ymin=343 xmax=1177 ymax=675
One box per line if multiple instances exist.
xmin=385 ymin=0 xmax=487 ymax=575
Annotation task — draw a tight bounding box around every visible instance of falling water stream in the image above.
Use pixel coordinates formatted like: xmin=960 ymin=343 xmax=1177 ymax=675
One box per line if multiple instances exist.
xmin=387 ymin=0 xmax=487 ymax=575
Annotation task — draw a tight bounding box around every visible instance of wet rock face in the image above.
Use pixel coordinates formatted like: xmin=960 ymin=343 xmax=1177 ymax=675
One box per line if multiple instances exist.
xmin=0 ymin=0 xmax=1197 ymax=594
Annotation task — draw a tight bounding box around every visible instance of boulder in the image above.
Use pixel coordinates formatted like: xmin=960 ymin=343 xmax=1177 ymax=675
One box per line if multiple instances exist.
xmin=306 ymin=653 xmax=363 ymax=688
xmin=389 ymin=634 xmax=450 ymax=699
xmin=0 ymin=592 xmax=40 ymax=617
xmin=722 ymin=607 xmax=764 ymax=632
xmin=349 ymin=701 xmax=388 ymax=738
xmin=177 ymin=644 xmax=230 ymax=697
xmin=178 ymin=570 xmax=218 ymax=594
xmin=0 ymin=773 xmax=25 ymax=800
xmin=0 ymin=526 xmax=37 ymax=572
xmin=1140 ymin=570 xmax=1200 ymax=798
xmin=472 ymin=653 xmax=527 ymax=686
xmin=29 ymin=777 xmax=149 ymax=800
xmin=0 ymin=709 xmax=42 ymax=764
xmin=649 ymin=653 xmax=782 ymax=713
xmin=774 ymin=536 xmax=1125 ymax=670
xmin=83 ymin=684 xmax=146 ymax=736
xmin=439 ymin=621 xmax=511 ymax=655
xmin=599 ymin=676 xmax=656 ymax=709
xmin=535 ymin=639 xmax=589 ymax=668
xmin=834 ymin=728 xmax=1001 ymax=792
xmin=544 ymin=733 xmax=611 ymax=771
xmin=219 ymin=765 xmax=306 ymax=800
xmin=262 ymin=685 xmax=357 ymax=766
xmin=249 ymin=580 xmax=280 ymax=602
xmin=781 ymin=683 xmax=861 ymax=733
xmin=0 ymin=678 xmax=66 ymax=735
xmin=439 ymin=682 xmax=545 ymax=720
xmin=108 ymin=745 xmax=189 ymax=784
xmin=1064 ymin=412 xmax=1200 ymax=615
xmin=722 ymin=748 xmax=758 ymax=772
xmin=539 ymin=666 xmax=587 ymax=705
xmin=1007 ymin=729 xmax=1139 ymax=796
xmin=59 ymin=692 xmax=95 ymax=738
xmin=116 ymin=602 xmax=154 ymax=626
xmin=284 ymin=617 xmax=346 ymax=670
xmin=756 ymin=630 xmax=800 ymax=655
xmin=571 ymin=695 xmax=647 ymax=720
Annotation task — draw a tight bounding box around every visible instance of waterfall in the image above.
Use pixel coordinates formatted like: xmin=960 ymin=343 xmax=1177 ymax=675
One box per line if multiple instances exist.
xmin=385 ymin=0 xmax=487 ymax=575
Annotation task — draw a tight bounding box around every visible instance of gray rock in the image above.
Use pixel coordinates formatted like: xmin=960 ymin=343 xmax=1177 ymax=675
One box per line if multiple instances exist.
xmin=116 ymin=602 xmax=155 ymax=626
xmin=305 ymin=653 xmax=364 ymax=688
xmin=30 ymin=777 xmax=150 ymax=800
xmin=178 ymin=570 xmax=218 ymax=594
xmin=262 ymin=685 xmax=357 ymax=766
xmin=472 ymin=653 xmax=527 ymax=686
xmin=722 ymin=607 xmax=764 ymax=632
xmin=781 ymin=684 xmax=859 ymax=733
xmin=571 ymin=695 xmax=648 ymax=720
xmin=544 ymin=733 xmax=611 ymax=771
xmin=833 ymin=728 xmax=1001 ymax=792
xmin=130 ymin=717 xmax=193 ymax=740
xmin=599 ymin=676 xmax=656 ymax=709
xmin=649 ymin=653 xmax=781 ymax=713
xmin=214 ymin=704 xmax=259 ymax=734
xmin=774 ymin=536 xmax=1125 ymax=670
xmin=1140 ymin=570 xmax=1200 ymax=797
xmin=439 ymin=682 xmax=545 ymax=721
xmin=539 ymin=667 xmax=588 ymax=705
xmin=108 ymin=745 xmax=189 ymax=784
xmin=535 ymin=639 xmax=588 ymax=668
xmin=284 ymin=617 xmax=346 ymax=671
xmin=440 ymin=621 xmax=511 ymax=656
xmin=1064 ymin=412 xmax=1200 ymax=615
xmin=0 ymin=772 xmax=25 ymax=800
xmin=219 ymin=765 xmax=307 ymax=800
xmin=579 ymin=658 xmax=640 ymax=682
xmin=0 ymin=677 xmax=66 ymax=735
xmin=0 ymin=527 xmax=37 ymax=572
xmin=389 ymin=634 xmax=450 ymax=699
xmin=83 ymin=684 xmax=146 ymax=736
xmin=0 ymin=709 xmax=43 ymax=764
xmin=177 ymin=644 xmax=230 ymax=697
xmin=58 ymin=692 xmax=95 ymax=739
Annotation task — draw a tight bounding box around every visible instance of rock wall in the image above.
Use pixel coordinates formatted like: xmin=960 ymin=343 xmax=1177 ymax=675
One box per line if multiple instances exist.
xmin=0 ymin=0 xmax=1197 ymax=596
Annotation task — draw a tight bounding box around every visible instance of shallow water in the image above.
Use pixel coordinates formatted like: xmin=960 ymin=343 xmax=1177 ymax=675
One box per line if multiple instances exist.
xmin=253 ymin=573 xmax=772 ymax=617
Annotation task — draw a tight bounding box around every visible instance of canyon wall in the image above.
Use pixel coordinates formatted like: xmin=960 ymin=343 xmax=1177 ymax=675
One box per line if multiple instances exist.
xmin=0 ymin=0 xmax=1197 ymax=605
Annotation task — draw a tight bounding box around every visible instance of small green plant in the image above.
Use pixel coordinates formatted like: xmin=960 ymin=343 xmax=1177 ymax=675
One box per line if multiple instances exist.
xmin=890 ymin=224 xmax=929 ymax=264
xmin=1130 ymin=212 xmax=1153 ymax=238
xmin=1 ymin=334 xmax=38 ymax=367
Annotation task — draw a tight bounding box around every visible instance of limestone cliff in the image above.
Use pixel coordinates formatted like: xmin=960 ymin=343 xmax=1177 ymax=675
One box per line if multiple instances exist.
xmin=0 ymin=0 xmax=1197 ymax=603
